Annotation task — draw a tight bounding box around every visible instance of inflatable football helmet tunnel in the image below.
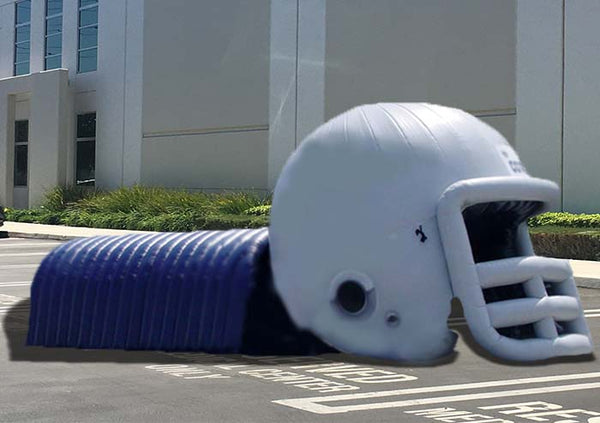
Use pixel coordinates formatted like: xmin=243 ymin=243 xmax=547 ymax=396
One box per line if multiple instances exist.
xmin=27 ymin=103 xmax=594 ymax=362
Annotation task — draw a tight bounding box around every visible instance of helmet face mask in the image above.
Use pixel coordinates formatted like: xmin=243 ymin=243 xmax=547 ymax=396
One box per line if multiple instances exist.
xmin=438 ymin=177 xmax=593 ymax=361
xmin=270 ymin=103 xmax=593 ymax=363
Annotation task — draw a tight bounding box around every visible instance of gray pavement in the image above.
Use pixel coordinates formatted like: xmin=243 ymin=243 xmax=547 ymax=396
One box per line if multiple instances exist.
xmin=1 ymin=233 xmax=600 ymax=422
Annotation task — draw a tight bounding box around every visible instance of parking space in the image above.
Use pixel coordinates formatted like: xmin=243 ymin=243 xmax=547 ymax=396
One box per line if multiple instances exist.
xmin=1 ymin=237 xmax=599 ymax=422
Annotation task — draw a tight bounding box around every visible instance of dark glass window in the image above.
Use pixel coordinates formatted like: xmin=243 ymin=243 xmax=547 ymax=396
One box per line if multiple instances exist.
xmin=76 ymin=113 xmax=96 ymax=186
xmin=78 ymin=0 xmax=98 ymax=73
xmin=14 ymin=1 xmax=31 ymax=76
xmin=45 ymin=34 xmax=62 ymax=56
xmin=15 ymin=42 xmax=30 ymax=63
xmin=79 ymin=0 xmax=97 ymax=7
xmin=46 ymin=16 xmax=62 ymax=34
xmin=46 ymin=0 xmax=62 ymax=16
xmin=45 ymin=56 xmax=61 ymax=70
xmin=76 ymin=141 xmax=95 ymax=186
xmin=15 ymin=26 xmax=30 ymax=43
xmin=45 ymin=0 xmax=63 ymax=70
xmin=77 ymin=113 xmax=96 ymax=138
xmin=14 ymin=62 xmax=29 ymax=76
xmin=79 ymin=6 xmax=98 ymax=27
xmin=14 ymin=120 xmax=29 ymax=187
xmin=15 ymin=120 xmax=28 ymax=143
xmin=15 ymin=1 xmax=31 ymax=25
xmin=78 ymin=26 xmax=98 ymax=50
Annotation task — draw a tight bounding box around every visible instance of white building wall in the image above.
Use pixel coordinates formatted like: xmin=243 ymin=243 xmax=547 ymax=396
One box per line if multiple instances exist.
xmin=563 ymin=1 xmax=600 ymax=213
xmin=517 ymin=0 xmax=600 ymax=213
xmin=268 ymin=0 xmax=517 ymax=190
xmin=141 ymin=0 xmax=270 ymax=191
xmin=0 ymin=1 xmax=16 ymax=77
xmin=0 ymin=70 xmax=72 ymax=207
xmin=515 ymin=1 xmax=564 ymax=207
xmin=28 ymin=70 xmax=72 ymax=206
xmin=96 ymin=0 xmax=143 ymax=190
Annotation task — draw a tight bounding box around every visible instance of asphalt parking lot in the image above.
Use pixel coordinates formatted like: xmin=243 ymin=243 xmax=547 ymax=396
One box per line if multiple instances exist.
xmin=1 ymin=237 xmax=599 ymax=423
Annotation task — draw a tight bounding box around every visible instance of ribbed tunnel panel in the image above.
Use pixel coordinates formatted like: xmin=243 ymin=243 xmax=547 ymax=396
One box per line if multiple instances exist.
xmin=27 ymin=229 xmax=271 ymax=353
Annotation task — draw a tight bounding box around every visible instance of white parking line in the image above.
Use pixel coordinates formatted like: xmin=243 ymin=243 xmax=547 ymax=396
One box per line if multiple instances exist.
xmin=0 ymin=242 xmax=62 ymax=249
xmin=274 ymin=382 xmax=600 ymax=414
xmin=0 ymin=306 xmax=29 ymax=315
xmin=0 ymin=282 xmax=31 ymax=287
xmin=273 ymin=372 xmax=600 ymax=414
xmin=0 ymin=264 xmax=39 ymax=270
xmin=0 ymin=252 xmax=48 ymax=257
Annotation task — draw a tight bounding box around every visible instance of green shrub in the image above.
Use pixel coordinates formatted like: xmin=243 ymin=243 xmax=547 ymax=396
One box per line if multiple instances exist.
xmin=242 ymin=205 xmax=271 ymax=216
xmin=531 ymin=232 xmax=600 ymax=261
xmin=213 ymin=191 xmax=271 ymax=215
xmin=42 ymin=185 xmax=100 ymax=212
xmin=529 ymin=212 xmax=600 ymax=228
xmin=6 ymin=185 xmax=272 ymax=232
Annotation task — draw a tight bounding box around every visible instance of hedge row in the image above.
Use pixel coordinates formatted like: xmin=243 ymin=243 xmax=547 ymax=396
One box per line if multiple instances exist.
xmin=6 ymin=208 xmax=269 ymax=232
xmin=5 ymin=185 xmax=271 ymax=232
xmin=528 ymin=212 xmax=600 ymax=228
xmin=531 ymin=232 xmax=600 ymax=261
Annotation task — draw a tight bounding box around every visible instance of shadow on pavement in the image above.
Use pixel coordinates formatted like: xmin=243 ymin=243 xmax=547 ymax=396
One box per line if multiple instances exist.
xmin=8 ymin=299 xmax=593 ymax=367
xmin=453 ymin=324 xmax=597 ymax=366
xmin=4 ymin=299 xmax=458 ymax=367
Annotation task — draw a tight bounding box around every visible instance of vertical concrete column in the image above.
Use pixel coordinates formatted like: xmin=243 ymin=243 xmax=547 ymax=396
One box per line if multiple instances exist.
xmin=30 ymin=0 xmax=45 ymax=73
xmin=296 ymin=0 xmax=326 ymax=144
xmin=0 ymin=93 xmax=16 ymax=206
xmin=122 ymin=0 xmax=143 ymax=186
xmin=267 ymin=0 xmax=298 ymax=190
xmin=62 ymin=0 xmax=78 ymax=76
xmin=515 ymin=0 xmax=564 ymax=209
xmin=0 ymin=2 xmax=16 ymax=77
xmin=29 ymin=69 xmax=71 ymax=206
xmin=96 ymin=0 xmax=144 ymax=189
xmin=563 ymin=2 xmax=600 ymax=213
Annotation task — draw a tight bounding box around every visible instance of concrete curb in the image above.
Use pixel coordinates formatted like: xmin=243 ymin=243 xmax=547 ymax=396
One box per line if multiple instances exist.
xmin=575 ymin=278 xmax=600 ymax=290
xmin=1 ymin=230 xmax=78 ymax=241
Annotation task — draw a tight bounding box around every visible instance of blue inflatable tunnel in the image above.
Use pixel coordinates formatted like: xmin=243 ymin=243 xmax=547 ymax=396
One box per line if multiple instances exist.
xmin=27 ymin=228 xmax=332 ymax=355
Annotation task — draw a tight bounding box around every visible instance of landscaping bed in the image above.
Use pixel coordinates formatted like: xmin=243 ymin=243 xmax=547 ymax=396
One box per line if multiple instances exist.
xmin=5 ymin=187 xmax=600 ymax=261
xmin=4 ymin=186 xmax=270 ymax=232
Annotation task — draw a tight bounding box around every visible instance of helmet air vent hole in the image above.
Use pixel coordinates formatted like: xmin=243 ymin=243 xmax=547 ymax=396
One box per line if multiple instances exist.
xmin=386 ymin=312 xmax=400 ymax=327
xmin=336 ymin=281 xmax=367 ymax=314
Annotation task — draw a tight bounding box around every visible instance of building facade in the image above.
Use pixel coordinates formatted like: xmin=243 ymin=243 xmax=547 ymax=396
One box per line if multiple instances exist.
xmin=0 ymin=1 xmax=595 ymax=212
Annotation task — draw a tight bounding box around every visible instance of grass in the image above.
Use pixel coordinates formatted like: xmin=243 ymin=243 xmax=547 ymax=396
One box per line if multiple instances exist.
xmin=5 ymin=185 xmax=271 ymax=232
xmin=5 ymin=188 xmax=600 ymax=260
xmin=528 ymin=225 xmax=600 ymax=236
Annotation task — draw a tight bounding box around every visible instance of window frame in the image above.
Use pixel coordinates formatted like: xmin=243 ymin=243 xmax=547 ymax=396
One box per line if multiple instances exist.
xmin=75 ymin=113 xmax=97 ymax=186
xmin=14 ymin=0 xmax=31 ymax=76
xmin=14 ymin=120 xmax=29 ymax=187
xmin=77 ymin=0 xmax=98 ymax=73
xmin=44 ymin=0 xmax=63 ymax=70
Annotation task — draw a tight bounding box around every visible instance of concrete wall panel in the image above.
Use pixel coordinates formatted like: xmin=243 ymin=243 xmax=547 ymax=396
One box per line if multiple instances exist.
xmin=324 ymin=0 xmax=516 ymax=120
xmin=515 ymin=0 xmax=563 ymax=203
xmin=478 ymin=114 xmax=515 ymax=146
xmin=0 ymin=1 xmax=15 ymax=78
xmin=141 ymin=131 xmax=268 ymax=190
xmin=563 ymin=1 xmax=600 ymax=213
xmin=142 ymin=0 xmax=270 ymax=135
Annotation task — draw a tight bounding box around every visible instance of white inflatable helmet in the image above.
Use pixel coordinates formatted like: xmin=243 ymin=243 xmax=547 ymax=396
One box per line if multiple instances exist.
xmin=269 ymin=103 xmax=593 ymax=362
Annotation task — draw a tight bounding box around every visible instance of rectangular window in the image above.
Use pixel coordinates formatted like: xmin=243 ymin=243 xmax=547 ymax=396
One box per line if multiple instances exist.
xmin=76 ymin=113 xmax=96 ymax=186
xmin=77 ymin=0 xmax=98 ymax=73
xmin=14 ymin=0 xmax=31 ymax=76
xmin=45 ymin=0 xmax=63 ymax=70
xmin=14 ymin=120 xmax=29 ymax=186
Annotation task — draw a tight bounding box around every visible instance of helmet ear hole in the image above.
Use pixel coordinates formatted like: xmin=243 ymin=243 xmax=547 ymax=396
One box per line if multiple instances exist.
xmin=336 ymin=280 xmax=367 ymax=314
